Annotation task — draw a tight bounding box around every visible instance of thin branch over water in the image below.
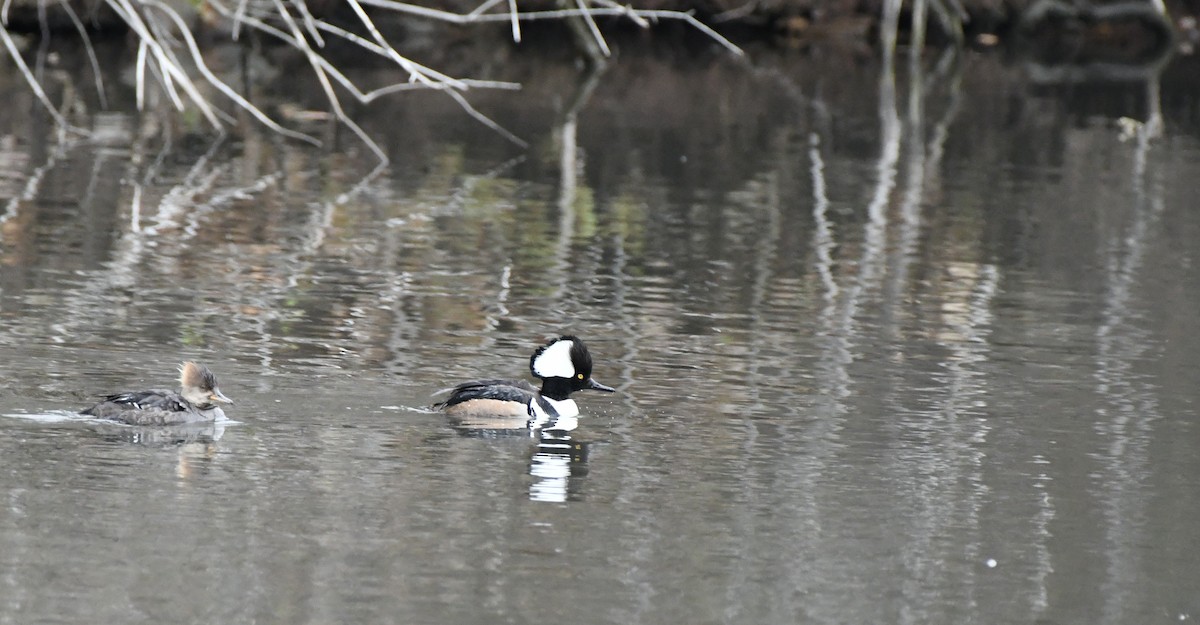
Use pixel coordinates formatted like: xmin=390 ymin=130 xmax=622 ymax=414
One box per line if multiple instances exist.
xmin=0 ymin=0 xmax=743 ymax=165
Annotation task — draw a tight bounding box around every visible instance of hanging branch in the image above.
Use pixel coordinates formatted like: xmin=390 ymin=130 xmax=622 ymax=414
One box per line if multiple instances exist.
xmin=5 ymin=0 xmax=742 ymax=165
xmin=0 ymin=24 xmax=82 ymax=136
xmin=143 ymin=0 xmax=322 ymax=146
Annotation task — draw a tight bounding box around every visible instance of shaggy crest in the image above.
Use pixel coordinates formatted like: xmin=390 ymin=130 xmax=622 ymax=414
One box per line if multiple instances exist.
xmin=179 ymin=361 xmax=218 ymax=391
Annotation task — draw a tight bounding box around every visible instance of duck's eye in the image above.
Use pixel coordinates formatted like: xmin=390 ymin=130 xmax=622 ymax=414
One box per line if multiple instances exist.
xmin=577 ymin=373 xmax=584 ymax=380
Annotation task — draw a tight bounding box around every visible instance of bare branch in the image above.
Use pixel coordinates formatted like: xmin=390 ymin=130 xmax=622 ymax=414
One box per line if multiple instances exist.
xmin=142 ymin=0 xmax=322 ymax=146
xmin=575 ymin=0 xmax=611 ymax=57
xmin=290 ymin=0 xmax=325 ymax=47
xmin=0 ymin=24 xmax=83 ymax=134
xmin=135 ymin=39 xmax=146 ymax=110
xmin=4 ymin=0 xmax=740 ymax=160
xmin=592 ymin=0 xmax=650 ymax=27
xmin=57 ymin=0 xmax=107 ymax=108
xmin=344 ymin=0 xmax=468 ymax=89
xmin=350 ymin=0 xmax=744 ymax=55
xmin=469 ymin=0 xmax=506 ymax=18
xmin=106 ymin=0 xmax=224 ymax=128
xmin=445 ymin=88 xmax=528 ymax=148
xmin=207 ymin=0 xmax=525 ymax=148
xmin=230 ymin=0 xmax=250 ymax=40
xmin=269 ymin=0 xmax=386 ymax=161
xmin=507 ymin=0 xmax=520 ymax=42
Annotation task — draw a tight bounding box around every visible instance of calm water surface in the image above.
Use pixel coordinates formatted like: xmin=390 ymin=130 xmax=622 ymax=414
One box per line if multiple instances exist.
xmin=1 ymin=39 xmax=1199 ymax=624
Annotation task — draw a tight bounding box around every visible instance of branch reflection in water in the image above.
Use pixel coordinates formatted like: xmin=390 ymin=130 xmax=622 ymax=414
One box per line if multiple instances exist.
xmin=0 ymin=29 xmax=1197 ymax=625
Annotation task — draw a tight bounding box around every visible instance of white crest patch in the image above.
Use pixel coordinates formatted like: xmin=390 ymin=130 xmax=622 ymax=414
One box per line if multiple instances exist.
xmin=532 ymin=339 xmax=576 ymax=379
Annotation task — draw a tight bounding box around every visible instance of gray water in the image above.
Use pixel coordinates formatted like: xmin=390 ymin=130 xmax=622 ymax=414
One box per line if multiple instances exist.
xmin=1 ymin=39 xmax=1199 ymax=624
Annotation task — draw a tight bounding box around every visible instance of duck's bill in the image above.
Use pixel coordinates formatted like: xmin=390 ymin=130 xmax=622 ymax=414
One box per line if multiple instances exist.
xmin=587 ymin=378 xmax=616 ymax=393
xmin=211 ymin=389 xmax=235 ymax=405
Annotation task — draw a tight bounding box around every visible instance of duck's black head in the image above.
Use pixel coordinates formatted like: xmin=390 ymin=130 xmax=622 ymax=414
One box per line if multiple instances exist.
xmin=529 ymin=335 xmax=615 ymax=400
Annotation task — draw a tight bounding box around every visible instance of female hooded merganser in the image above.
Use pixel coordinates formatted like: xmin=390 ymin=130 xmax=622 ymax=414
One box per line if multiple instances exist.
xmin=81 ymin=361 xmax=233 ymax=426
xmin=434 ymin=335 xmax=615 ymax=420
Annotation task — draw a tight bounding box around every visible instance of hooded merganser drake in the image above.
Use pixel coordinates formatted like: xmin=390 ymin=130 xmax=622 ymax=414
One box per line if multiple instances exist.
xmin=434 ymin=335 xmax=615 ymax=420
xmin=81 ymin=361 xmax=233 ymax=426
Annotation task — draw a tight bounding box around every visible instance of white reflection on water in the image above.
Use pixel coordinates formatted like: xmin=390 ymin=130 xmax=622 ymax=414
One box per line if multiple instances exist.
xmin=2 ymin=409 xmax=91 ymax=423
xmin=3 ymin=410 xmax=234 ymax=442
xmin=1093 ymin=84 xmax=1167 ymax=623
xmin=0 ymin=37 xmax=1197 ymax=625
xmin=1030 ymin=460 xmax=1056 ymax=613
xmin=529 ymin=432 xmax=588 ymax=503
xmin=449 ymin=412 xmax=589 ymax=503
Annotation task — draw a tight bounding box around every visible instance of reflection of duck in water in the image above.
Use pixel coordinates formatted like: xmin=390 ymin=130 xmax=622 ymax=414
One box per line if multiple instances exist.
xmin=529 ymin=430 xmax=591 ymax=502
xmin=434 ymin=335 xmax=615 ymax=428
xmin=81 ymin=362 xmax=234 ymax=426
xmin=92 ymin=421 xmax=228 ymax=454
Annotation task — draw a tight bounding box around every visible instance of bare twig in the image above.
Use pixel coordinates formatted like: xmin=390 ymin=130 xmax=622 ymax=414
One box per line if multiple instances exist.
xmin=469 ymin=0 xmax=506 ymax=18
xmin=5 ymin=0 xmax=739 ymax=163
xmin=208 ymin=1 xmax=518 ymax=103
xmin=106 ymin=0 xmax=224 ymax=128
xmin=57 ymin=0 xmax=107 ymax=109
xmin=344 ymin=0 xmax=467 ymax=89
xmin=575 ymin=0 xmax=611 ymax=57
xmin=144 ymin=0 xmax=322 ymax=146
xmin=230 ymin=0 xmax=250 ymax=40
xmin=0 ymin=24 xmax=82 ymax=135
xmin=445 ymin=87 xmax=528 ymax=148
xmin=307 ymin=19 xmax=519 ymax=94
xmin=360 ymin=78 xmax=520 ymax=102
xmin=135 ymin=38 xmax=147 ymax=110
xmin=352 ymin=0 xmax=744 ymax=55
xmin=269 ymin=0 xmax=385 ymax=161
xmin=207 ymin=0 xmax=526 ymax=148
xmin=290 ymin=0 xmax=326 ymax=47
xmin=144 ymin=8 xmax=207 ymax=111
xmin=593 ymin=0 xmax=650 ymax=28
xmin=507 ymin=0 xmax=521 ymax=42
